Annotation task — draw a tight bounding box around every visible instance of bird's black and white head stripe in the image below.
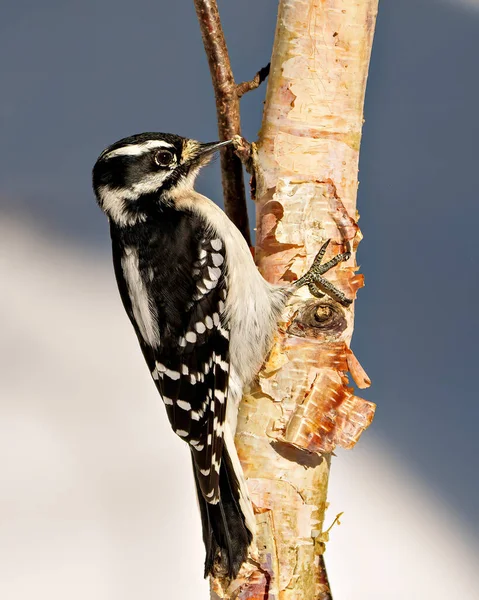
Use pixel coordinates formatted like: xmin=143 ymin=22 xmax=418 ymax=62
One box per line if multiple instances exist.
xmin=92 ymin=132 xmax=231 ymax=228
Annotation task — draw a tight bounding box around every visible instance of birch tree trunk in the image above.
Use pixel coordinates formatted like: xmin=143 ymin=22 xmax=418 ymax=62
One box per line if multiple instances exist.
xmin=211 ymin=1 xmax=378 ymax=598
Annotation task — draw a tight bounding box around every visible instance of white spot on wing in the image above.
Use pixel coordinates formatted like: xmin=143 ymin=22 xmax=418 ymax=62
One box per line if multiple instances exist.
xmin=185 ymin=331 xmax=197 ymax=343
xmin=211 ymin=253 xmax=224 ymax=267
xmin=177 ymin=400 xmax=191 ymax=411
xmin=196 ymin=284 xmax=209 ymax=296
xmin=210 ymin=239 xmax=222 ymax=251
xmin=215 ymin=390 xmax=226 ymax=403
xmin=176 ymin=429 xmax=188 ymax=437
xmin=195 ymin=321 xmax=206 ymax=334
xmin=214 ymin=356 xmax=229 ymax=371
xmin=208 ymin=266 xmax=222 ymax=281
xmin=212 ymin=453 xmax=221 ymax=473
xmin=165 ymin=368 xmax=180 ymax=380
xmin=202 ymin=278 xmax=216 ymax=290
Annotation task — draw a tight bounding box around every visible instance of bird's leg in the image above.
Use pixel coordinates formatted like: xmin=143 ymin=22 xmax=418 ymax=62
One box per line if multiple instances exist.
xmin=294 ymin=240 xmax=353 ymax=307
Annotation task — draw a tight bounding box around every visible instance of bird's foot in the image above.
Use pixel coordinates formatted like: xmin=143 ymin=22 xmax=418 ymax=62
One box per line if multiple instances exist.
xmin=294 ymin=240 xmax=353 ymax=307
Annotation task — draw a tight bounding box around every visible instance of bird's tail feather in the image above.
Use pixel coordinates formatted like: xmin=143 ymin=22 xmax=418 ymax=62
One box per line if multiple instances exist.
xmin=192 ymin=430 xmax=254 ymax=579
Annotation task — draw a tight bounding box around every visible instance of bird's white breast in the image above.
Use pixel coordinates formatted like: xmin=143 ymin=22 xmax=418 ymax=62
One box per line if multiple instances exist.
xmin=174 ymin=191 xmax=287 ymax=419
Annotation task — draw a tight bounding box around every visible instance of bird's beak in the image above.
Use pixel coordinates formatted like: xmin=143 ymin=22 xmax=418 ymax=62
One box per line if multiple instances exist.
xmin=197 ymin=139 xmax=234 ymax=156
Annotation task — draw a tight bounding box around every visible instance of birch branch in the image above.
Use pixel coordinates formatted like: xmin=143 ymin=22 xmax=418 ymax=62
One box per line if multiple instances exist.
xmin=211 ymin=1 xmax=379 ymax=598
xmin=194 ymin=0 xmax=260 ymax=246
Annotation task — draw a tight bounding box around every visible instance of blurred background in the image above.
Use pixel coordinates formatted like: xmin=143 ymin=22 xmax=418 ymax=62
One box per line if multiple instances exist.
xmin=1 ymin=0 xmax=478 ymax=598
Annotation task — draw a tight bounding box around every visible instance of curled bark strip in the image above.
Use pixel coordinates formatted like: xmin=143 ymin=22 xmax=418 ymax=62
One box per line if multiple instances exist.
xmin=283 ymin=370 xmax=375 ymax=454
xmin=262 ymin=336 xmax=352 ymax=375
xmin=347 ymin=347 xmax=371 ymax=389
xmin=258 ymin=332 xmax=374 ymax=453
xmin=259 ymin=330 xmax=375 ymax=464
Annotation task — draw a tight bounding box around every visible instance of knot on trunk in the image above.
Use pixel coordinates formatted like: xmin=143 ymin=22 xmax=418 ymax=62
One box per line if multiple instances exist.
xmin=287 ymin=299 xmax=347 ymax=338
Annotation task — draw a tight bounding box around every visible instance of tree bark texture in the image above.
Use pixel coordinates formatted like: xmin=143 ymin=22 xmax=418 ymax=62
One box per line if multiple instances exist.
xmin=211 ymin=1 xmax=378 ymax=598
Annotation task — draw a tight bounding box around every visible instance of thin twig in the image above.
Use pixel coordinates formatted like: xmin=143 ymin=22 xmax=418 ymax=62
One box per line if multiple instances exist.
xmin=236 ymin=63 xmax=270 ymax=98
xmin=193 ymin=0 xmax=251 ymax=246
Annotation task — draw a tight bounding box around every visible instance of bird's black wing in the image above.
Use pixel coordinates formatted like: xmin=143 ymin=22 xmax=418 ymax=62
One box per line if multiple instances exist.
xmin=112 ymin=217 xmax=230 ymax=504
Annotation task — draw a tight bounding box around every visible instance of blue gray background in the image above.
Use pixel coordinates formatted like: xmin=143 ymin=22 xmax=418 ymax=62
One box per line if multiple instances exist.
xmin=1 ymin=1 xmax=478 ymax=598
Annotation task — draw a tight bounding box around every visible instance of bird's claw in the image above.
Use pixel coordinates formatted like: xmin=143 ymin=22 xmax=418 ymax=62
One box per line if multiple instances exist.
xmin=295 ymin=240 xmax=353 ymax=307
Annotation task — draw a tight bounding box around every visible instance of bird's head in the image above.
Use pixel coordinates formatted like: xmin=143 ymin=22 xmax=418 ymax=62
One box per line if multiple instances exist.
xmin=92 ymin=132 xmax=232 ymax=226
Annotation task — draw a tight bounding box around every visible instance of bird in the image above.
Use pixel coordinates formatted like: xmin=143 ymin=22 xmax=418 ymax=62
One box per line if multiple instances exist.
xmin=92 ymin=132 xmax=351 ymax=579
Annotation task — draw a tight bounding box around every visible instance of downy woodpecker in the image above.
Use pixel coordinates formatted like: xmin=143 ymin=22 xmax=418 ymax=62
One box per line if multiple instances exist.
xmin=92 ymin=132 xmax=350 ymax=578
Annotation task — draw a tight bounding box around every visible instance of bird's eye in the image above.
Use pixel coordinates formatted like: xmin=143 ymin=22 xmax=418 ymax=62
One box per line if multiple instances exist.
xmin=154 ymin=149 xmax=174 ymax=167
